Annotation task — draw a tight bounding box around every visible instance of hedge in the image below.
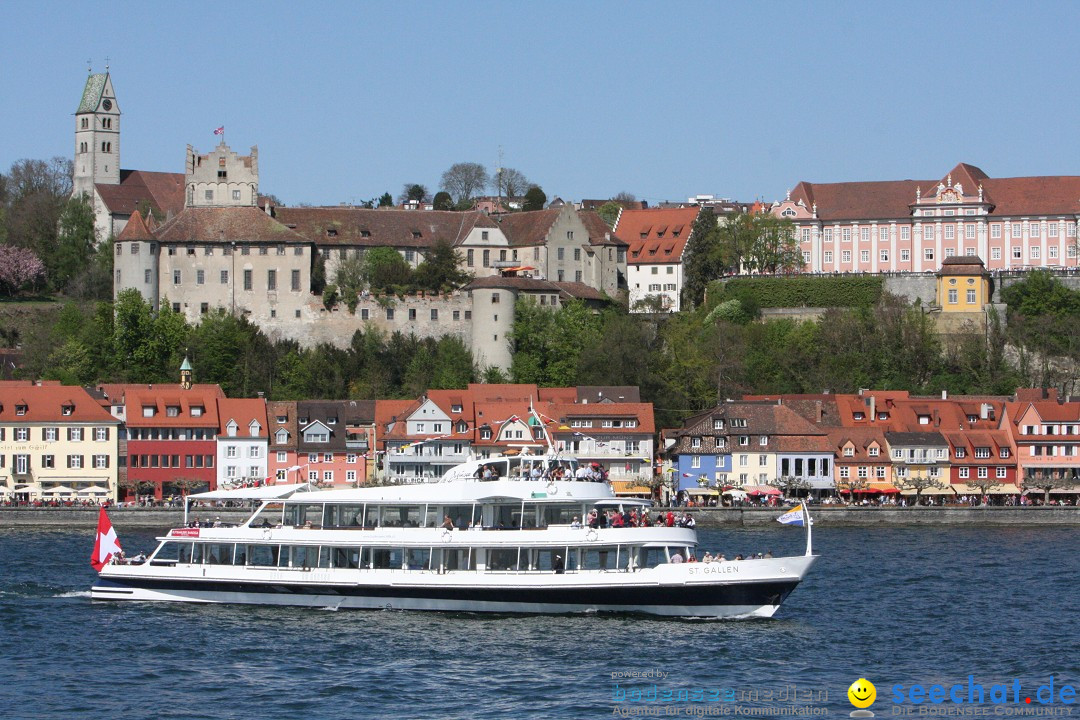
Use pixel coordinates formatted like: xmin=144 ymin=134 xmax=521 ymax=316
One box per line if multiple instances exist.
xmin=707 ymin=276 xmax=883 ymax=309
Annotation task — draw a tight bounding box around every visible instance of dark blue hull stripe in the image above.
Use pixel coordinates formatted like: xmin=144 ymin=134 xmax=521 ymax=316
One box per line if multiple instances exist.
xmin=94 ymin=577 xmax=799 ymax=608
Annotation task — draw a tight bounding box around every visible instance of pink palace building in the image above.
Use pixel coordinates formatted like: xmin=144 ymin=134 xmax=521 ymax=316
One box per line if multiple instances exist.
xmin=770 ymin=163 xmax=1080 ymax=274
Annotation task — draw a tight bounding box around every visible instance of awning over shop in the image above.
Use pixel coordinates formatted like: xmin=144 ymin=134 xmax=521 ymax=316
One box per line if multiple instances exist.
xmin=43 ymin=485 xmax=76 ymax=495
xmin=900 ymin=486 xmax=955 ymax=496
xmin=742 ymin=485 xmax=781 ymax=496
xmin=951 ymin=483 xmax=1020 ymax=495
xmin=684 ymin=488 xmax=719 ymax=496
xmin=612 ymin=481 xmax=653 ymax=496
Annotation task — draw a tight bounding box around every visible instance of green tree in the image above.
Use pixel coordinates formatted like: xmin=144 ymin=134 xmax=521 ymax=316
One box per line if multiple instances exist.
xmin=363 ymin=247 xmax=412 ymax=292
xmin=398 ymin=184 xmax=429 ymax=204
xmin=523 ymin=186 xmax=547 ymax=211
xmin=310 ymin=251 xmax=327 ymax=294
xmin=596 ymin=201 xmax=621 ymax=229
xmin=413 ymin=239 xmax=471 ymax=292
xmin=681 ymin=209 xmax=720 ymax=309
xmin=378 ymin=192 xmax=394 ymax=208
xmin=432 ymin=191 xmax=455 ymax=211
xmin=334 ymin=255 xmax=365 ymax=312
xmin=431 ymin=335 xmax=475 ymax=388
xmin=509 ymin=299 xmax=601 ymax=386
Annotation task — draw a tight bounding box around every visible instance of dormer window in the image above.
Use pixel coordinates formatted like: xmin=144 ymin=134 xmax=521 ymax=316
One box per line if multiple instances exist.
xmin=759 ymin=436 xmax=768 ymax=446
xmin=275 ymin=429 xmax=289 ymax=445
xmin=843 ymin=446 xmax=855 ymax=457
xmin=226 ymin=421 xmax=238 ymax=437
xmin=166 ymin=406 xmax=180 ymax=417
xmin=276 ymin=415 xmax=287 ymax=424
xmin=967 ymin=415 xmax=978 ymax=423
xmin=190 ymin=406 xmax=204 ymax=417
xmin=250 ymin=422 xmax=261 ymax=437
xmin=360 ymin=230 xmax=371 ymax=237
xmin=918 ymin=415 xmax=930 ymax=425
xmin=142 ymin=406 xmax=155 ymax=417
xmin=326 ymin=229 xmax=338 ymax=237
xmin=853 ymin=412 xmax=865 ymax=420
xmin=327 ymin=417 xmax=337 ymax=425
xmin=412 ymin=231 xmax=422 ymax=238
xmin=15 ymin=404 xmax=27 ymax=416
xmin=877 ymin=413 xmax=889 ymax=420
xmin=868 ymin=446 xmax=879 ymax=457
xmin=480 ymin=428 xmax=492 ymax=440
xmin=713 ymin=419 xmax=725 ymax=430
xmin=61 ymin=404 xmax=74 ymax=416
xmin=457 ymin=421 xmax=467 ymax=433
xmin=451 ymin=404 xmax=462 ymax=413
xmin=691 ymin=437 xmax=701 ymax=449
xmin=955 ymin=447 xmax=966 ymax=458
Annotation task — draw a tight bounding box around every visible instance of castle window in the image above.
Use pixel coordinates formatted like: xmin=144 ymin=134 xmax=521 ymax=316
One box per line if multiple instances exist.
xmin=187 ymin=246 xmax=196 ymax=256
xmin=196 ymin=270 xmax=205 ymax=285
xmin=173 ymin=270 xmax=181 ymax=285
xmin=221 ymin=270 xmax=229 ymax=284
xmin=201 ymin=303 xmax=209 ymax=314
xmin=145 ymin=269 xmax=151 ymax=284
xmin=204 ymin=190 xmax=213 ymax=201
xmin=291 ymin=269 xmax=300 ymax=291
xmin=81 ymin=118 xmax=88 ymax=129
xmin=243 ymin=270 xmax=252 ymax=290
xmin=232 ymin=190 xmax=240 ymax=201
xmin=218 ymin=171 xmax=227 ymax=179
xmin=267 ymin=269 xmax=277 ymax=291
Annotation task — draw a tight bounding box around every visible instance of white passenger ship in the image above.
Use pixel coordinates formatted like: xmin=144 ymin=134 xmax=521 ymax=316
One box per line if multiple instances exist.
xmin=91 ymin=452 xmax=816 ymax=618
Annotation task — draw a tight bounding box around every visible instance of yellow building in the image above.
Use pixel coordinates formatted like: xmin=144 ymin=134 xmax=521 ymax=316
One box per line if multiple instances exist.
xmin=936 ymin=255 xmax=990 ymax=312
xmin=0 ymin=384 xmax=121 ymax=502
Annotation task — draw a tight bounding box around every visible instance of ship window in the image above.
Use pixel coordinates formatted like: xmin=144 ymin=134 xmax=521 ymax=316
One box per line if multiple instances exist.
xmin=487 ymin=548 xmax=521 ymax=571
xmin=374 ymin=505 xmax=422 ymax=528
xmin=321 ymin=547 xmax=363 ymax=569
xmin=246 ymin=544 xmax=278 ymax=567
xmin=370 ymin=548 xmax=404 ymax=570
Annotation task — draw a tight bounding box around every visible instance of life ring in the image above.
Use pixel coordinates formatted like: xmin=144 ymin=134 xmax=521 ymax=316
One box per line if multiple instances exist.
xmin=546 ymin=482 xmax=558 ymax=495
xmin=262 ymin=529 xmax=273 ymax=540
xmin=442 ymin=529 xmax=453 ymax=542
xmin=586 ymin=529 xmax=598 ymax=542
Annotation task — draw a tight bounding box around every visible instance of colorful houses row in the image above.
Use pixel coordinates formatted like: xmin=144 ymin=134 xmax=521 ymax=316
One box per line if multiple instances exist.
xmin=0 ymin=375 xmax=655 ymax=503
xmin=668 ymin=388 xmax=1080 ymax=498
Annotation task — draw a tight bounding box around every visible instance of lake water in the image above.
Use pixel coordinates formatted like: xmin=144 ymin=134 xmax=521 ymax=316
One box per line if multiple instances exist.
xmin=1 ymin=525 xmax=1077 ymax=719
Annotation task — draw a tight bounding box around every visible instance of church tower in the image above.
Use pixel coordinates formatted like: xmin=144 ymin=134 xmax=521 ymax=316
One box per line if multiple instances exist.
xmin=73 ymin=67 xmax=121 ymax=201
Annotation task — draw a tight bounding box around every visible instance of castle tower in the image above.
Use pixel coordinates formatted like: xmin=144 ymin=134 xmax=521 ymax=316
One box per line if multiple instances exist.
xmin=185 ymin=142 xmax=259 ymax=208
xmin=73 ymin=68 xmax=121 ymax=201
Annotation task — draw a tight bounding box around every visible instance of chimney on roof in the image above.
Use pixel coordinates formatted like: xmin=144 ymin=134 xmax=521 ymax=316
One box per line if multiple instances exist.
xmin=815 ymin=400 xmax=823 ymax=424
xmin=981 ymin=403 xmax=990 ymax=420
xmin=858 ymin=388 xmax=866 ymax=396
xmin=257 ymin=391 xmax=264 ymax=399
xmin=941 ymin=390 xmax=948 ymax=400
xmin=870 ymin=395 xmax=876 ymax=421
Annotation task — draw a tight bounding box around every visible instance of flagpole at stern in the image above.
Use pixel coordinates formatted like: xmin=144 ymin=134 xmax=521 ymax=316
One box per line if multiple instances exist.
xmin=802 ymin=503 xmax=813 ymax=556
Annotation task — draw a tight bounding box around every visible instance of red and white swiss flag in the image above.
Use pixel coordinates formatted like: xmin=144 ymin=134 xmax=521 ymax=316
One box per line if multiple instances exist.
xmin=90 ymin=507 xmax=123 ymax=571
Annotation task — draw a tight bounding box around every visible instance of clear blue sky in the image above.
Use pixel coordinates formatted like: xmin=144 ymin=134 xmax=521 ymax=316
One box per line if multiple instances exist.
xmin=3 ymin=1 xmax=1080 ymax=207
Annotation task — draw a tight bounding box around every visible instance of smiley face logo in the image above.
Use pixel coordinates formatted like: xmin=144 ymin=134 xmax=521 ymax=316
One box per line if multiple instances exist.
xmin=848 ymin=678 xmax=876 ymax=709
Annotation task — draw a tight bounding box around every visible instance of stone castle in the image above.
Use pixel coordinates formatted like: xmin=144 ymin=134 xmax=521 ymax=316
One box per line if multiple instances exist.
xmin=73 ymin=70 xmax=628 ymax=371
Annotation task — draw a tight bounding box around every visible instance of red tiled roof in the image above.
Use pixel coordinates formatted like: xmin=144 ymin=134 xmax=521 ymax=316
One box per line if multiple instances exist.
xmin=117 ymin=210 xmax=154 ymax=242
xmin=96 ymin=170 xmax=185 ymax=219
xmin=216 ymin=398 xmax=268 ymax=437
xmin=494 ymin=208 xmax=562 ymax=247
xmin=615 ymin=207 xmax=700 ymax=265
xmin=0 ymin=385 xmax=117 ymax=423
xmin=123 ymin=384 xmax=225 ymax=427
xmin=789 ymin=163 xmax=1080 ymax=221
xmin=155 ymin=207 xmax=309 ymax=244
xmin=273 ymin=207 xmax=494 ymax=248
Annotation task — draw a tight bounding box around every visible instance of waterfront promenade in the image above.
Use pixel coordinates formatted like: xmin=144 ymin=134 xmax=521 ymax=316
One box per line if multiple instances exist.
xmin=2 ymin=505 xmax=1078 ymax=529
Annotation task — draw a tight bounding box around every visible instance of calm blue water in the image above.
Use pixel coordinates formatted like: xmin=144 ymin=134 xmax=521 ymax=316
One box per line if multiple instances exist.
xmin=1 ymin=525 xmax=1077 ymax=719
